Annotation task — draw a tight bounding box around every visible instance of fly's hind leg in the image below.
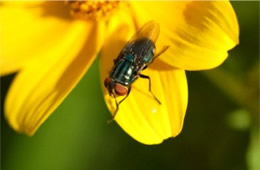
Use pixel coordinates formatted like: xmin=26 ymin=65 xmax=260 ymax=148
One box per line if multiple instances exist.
xmin=107 ymin=87 xmax=132 ymax=124
xmin=139 ymin=74 xmax=161 ymax=105
xmin=142 ymin=46 xmax=170 ymax=70
xmin=154 ymin=46 xmax=170 ymax=59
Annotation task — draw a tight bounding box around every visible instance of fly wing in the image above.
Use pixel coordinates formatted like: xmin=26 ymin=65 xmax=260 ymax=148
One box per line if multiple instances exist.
xmin=114 ymin=21 xmax=159 ymax=68
xmin=129 ymin=21 xmax=160 ymax=43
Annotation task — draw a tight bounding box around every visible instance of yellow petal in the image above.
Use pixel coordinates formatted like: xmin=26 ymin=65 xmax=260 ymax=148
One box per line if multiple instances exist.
xmin=2 ymin=1 xmax=44 ymax=6
xmin=0 ymin=2 xmax=76 ymax=75
xmin=131 ymin=1 xmax=239 ymax=70
xmin=4 ymin=20 xmax=105 ymax=135
xmin=100 ymin=23 xmax=188 ymax=145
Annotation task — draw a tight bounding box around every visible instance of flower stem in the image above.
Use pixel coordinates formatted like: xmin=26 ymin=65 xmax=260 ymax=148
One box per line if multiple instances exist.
xmin=202 ymin=65 xmax=259 ymax=121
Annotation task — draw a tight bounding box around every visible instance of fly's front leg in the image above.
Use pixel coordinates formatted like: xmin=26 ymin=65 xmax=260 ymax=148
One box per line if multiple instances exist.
xmin=139 ymin=74 xmax=161 ymax=104
xmin=154 ymin=46 xmax=170 ymax=59
xmin=107 ymin=87 xmax=132 ymax=123
xmin=113 ymin=87 xmax=132 ymax=119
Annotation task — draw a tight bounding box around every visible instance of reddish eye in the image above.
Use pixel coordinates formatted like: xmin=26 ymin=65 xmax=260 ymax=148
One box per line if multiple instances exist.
xmin=115 ymin=83 xmax=128 ymax=96
xmin=104 ymin=77 xmax=110 ymax=88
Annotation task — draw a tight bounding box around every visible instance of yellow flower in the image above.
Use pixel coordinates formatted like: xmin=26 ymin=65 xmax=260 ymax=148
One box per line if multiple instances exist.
xmin=0 ymin=1 xmax=239 ymax=145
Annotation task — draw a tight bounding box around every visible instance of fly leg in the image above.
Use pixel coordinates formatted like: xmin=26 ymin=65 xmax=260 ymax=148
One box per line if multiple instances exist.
xmin=107 ymin=87 xmax=132 ymax=123
xmin=139 ymin=74 xmax=161 ymax=104
xmin=154 ymin=46 xmax=170 ymax=59
xmin=111 ymin=87 xmax=131 ymax=120
xmin=145 ymin=46 xmax=170 ymax=68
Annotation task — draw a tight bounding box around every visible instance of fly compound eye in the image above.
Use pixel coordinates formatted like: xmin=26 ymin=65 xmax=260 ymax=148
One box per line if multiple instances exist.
xmin=115 ymin=83 xmax=128 ymax=96
xmin=104 ymin=77 xmax=110 ymax=88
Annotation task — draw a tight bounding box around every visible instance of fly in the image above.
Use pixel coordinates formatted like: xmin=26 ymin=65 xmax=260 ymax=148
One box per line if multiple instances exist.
xmin=104 ymin=21 xmax=169 ymax=120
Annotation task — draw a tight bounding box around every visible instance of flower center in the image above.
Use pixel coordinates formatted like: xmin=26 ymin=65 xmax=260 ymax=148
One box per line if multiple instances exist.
xmin=67 ymin=0 xmax=121 ymax=20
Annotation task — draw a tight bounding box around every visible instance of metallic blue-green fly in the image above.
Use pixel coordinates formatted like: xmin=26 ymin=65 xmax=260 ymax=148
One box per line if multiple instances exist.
xmin=104 ymin=21 xmax=169 ymax=120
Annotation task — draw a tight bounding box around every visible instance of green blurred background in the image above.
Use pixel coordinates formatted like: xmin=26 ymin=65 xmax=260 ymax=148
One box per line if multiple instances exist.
xmin=1 ymin=2 xmax=259 ymax=170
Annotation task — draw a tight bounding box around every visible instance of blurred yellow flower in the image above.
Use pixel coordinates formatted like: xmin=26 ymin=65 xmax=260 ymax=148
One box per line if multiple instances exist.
xmin=0 ymin=1 xmax=239 ymax=145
